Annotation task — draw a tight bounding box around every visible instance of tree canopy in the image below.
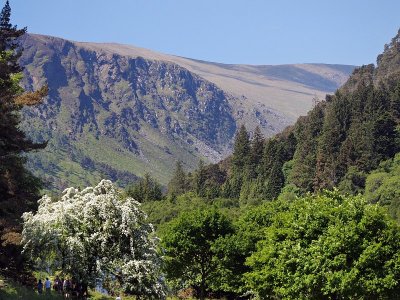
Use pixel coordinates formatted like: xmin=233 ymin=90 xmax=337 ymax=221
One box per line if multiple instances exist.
xmin=161 ymin=208 xmax=234 ymax=300
xmin=245 ymin=191 xmax=400 ymax=299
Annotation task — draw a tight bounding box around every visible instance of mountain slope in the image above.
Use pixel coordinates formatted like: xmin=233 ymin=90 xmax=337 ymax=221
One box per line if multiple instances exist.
xmin=204 ymin=29 xmax=400 ymax=204
xmin=77 ymin=39 xmax=353 ymax=120
xmin=19 ymin=34 xmax=354 ymax=190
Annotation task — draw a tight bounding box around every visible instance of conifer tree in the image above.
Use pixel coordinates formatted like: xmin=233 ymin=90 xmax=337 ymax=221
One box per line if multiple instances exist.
xmin=194 ymin=160 xmax=206 ymax=196
xmin=126 ymin=173 xmax=162 ymax=202
xmin=288 ymin=104 xmax=325 ymax=192
xmin=248 ymin=126 xmax=264 ymax=179
xmin=167 ymin=161 xmax=187 ymax=197
xmin=223 ymin=125 xmax=250 ymax=198
xmin=231 ymin=125 xmax=250 ymax=172
xmin=0 ymin=0 xmax=47 ymax=271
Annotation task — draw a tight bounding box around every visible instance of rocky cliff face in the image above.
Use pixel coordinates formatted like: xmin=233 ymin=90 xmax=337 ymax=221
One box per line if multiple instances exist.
xmin=19 ymin=34 xmax=354 ymax=190
xmin=20 ymin=34 xmax=239 ymax=190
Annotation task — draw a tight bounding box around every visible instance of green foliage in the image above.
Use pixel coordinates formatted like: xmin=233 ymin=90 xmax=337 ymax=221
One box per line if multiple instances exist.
xmin=245 ymin=191 xmax=400 ymax=299
xmin=0 ymin=275 xmax=63 ymax=300
xmin=365 ymin=153 xmax=400 ymax=222
xmin=161 ymin=208 xmax=234 ymax=299
xmin=193 ymin=161 xmax=226 ymax=199
xmin=125 ymin=172 xmax=162 ymax=202
xmin=167 ymin=161 xmax=188 ymax=197
xmin=289 ymin=104 xmax=325 ymax=192
xmin=247 ymin=126 xmax=264 ymax=179
xmin=142 ymin=192 xmax=241 ymax=235
xmin=231 ymin=124 xmax=250 ymax=172
xmin=213 ymin=201 xmax=287 ymax=294
xmin=337 ymin=166 xmax=366 ymax=195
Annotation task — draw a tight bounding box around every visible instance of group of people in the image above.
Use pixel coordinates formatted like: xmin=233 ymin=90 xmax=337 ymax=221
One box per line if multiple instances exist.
xmin=37 ymin=276 xmax=88 ymax=299
xmin=36 ymin=277 xmax=51 ymax=294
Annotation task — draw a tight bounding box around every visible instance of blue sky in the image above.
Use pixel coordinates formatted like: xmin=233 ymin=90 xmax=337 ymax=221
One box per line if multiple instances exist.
xmin=8 ymin=0 xmax=400 ymax=66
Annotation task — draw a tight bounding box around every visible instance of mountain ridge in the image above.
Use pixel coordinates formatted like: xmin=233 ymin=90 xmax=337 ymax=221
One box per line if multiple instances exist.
xmin=31 ymin=33 xmax=354 ymax=120
xmin=19 ymin=33 xmax=355 ymax=190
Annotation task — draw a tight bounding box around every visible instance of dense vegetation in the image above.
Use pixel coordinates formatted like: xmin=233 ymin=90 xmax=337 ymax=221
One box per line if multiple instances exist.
xmin=3 ymin=1 xmax=400 ymax=299
xmin=147 ymin=29 xmax=400 ymax=298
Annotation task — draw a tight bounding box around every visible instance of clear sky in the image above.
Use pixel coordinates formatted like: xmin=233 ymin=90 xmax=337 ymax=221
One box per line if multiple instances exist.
xmin=7 ymin=0 xmax=400 ymax=66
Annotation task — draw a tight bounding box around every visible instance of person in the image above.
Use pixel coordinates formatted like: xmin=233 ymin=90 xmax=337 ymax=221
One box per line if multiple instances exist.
xmin=63 ymin=278 xmax=71 ymax=299
xmin=55 ymin=275 xmax=62 ymax=293
xmin=45 ymin=277 xmax=51 ymax=294
xmin=37 ymin=279 xmax=43 ymax=294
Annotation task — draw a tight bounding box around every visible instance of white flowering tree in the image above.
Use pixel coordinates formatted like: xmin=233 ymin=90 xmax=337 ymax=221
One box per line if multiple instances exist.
xmin=22 ymin=180 xmax=165 ymax=298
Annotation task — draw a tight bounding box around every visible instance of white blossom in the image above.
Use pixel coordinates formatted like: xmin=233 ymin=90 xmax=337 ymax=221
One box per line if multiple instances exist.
xmin=22 ymin=180 xmax=165 ymax=298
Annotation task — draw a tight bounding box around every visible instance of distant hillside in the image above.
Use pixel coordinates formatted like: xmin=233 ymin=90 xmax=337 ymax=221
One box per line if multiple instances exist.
xmin=192 ymin=29 xmax=400 ymax=206
xmin=19 ymin=34 xmax=354 ymax=190
xmin=78 ymin=39 xmax=354 ymax=122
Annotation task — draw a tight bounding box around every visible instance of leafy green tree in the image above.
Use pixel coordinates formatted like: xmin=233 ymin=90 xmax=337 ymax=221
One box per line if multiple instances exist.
xmin=162 ymin=208 xmax=234 ymax=300
xmin=213 ymin=200 xmax=285 ymax=294
xmin=365 ymin=153 xmax=400 ymax=222
xmin=245 ymin=191 xmax=400 ymax=299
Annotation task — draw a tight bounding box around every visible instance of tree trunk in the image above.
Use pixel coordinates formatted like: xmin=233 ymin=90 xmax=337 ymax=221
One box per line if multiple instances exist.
xmin=200 ymin=274 xmax=205 ymax=300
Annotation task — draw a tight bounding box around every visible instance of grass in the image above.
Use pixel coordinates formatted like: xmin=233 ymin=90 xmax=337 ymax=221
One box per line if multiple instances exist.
xmin=0 ymin=275 xmax=138 ymax=300
xmin=0 ymin=275 xmax=63 ymax=300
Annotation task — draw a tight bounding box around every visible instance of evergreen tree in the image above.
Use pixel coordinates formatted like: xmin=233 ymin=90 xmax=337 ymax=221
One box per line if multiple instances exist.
xmin=0 ymin=0 xmax=47 ymax=273
xmin=288 ymin=104 xmax=325 ymax=192
xmin=167 ymin=161 xmax=187 ymax=197
xmin=194 ymin=160 xmax=206 ymax=197
xmin=223 ymin=125 xmax=250 ymax=199
xmin=247 ymin=126 xmax=264 ymax=179
xmin=259 ymin=138 xmax=286 ymax=200
xmin=126 ymin=173 xmax=162 ymax=202
xmin=231 ymin=125 xmax=250 ymax=172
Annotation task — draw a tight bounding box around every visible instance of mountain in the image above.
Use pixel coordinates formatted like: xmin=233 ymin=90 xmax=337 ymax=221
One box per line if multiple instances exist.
xmin=19 ymin=34 xmax=355 ymax=190
xmin=196 ymin=29 xmax=400 ymax=205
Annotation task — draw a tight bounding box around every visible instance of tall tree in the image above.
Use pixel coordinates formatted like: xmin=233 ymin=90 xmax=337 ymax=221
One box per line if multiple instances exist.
xmin=288 ymin=104 xmax=325 ymax=192
xmin=223 ymin=125 xmax=250 ymax=198
xmin=0 ymin=0 xmax=47 ymax=272
xmin=167 ymin=161 xmax=187 ymax=197
xmin=247 ymin=126 xmax=264 ymax=179
xmin=231 ymin=125 xmax=250 ymax=172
